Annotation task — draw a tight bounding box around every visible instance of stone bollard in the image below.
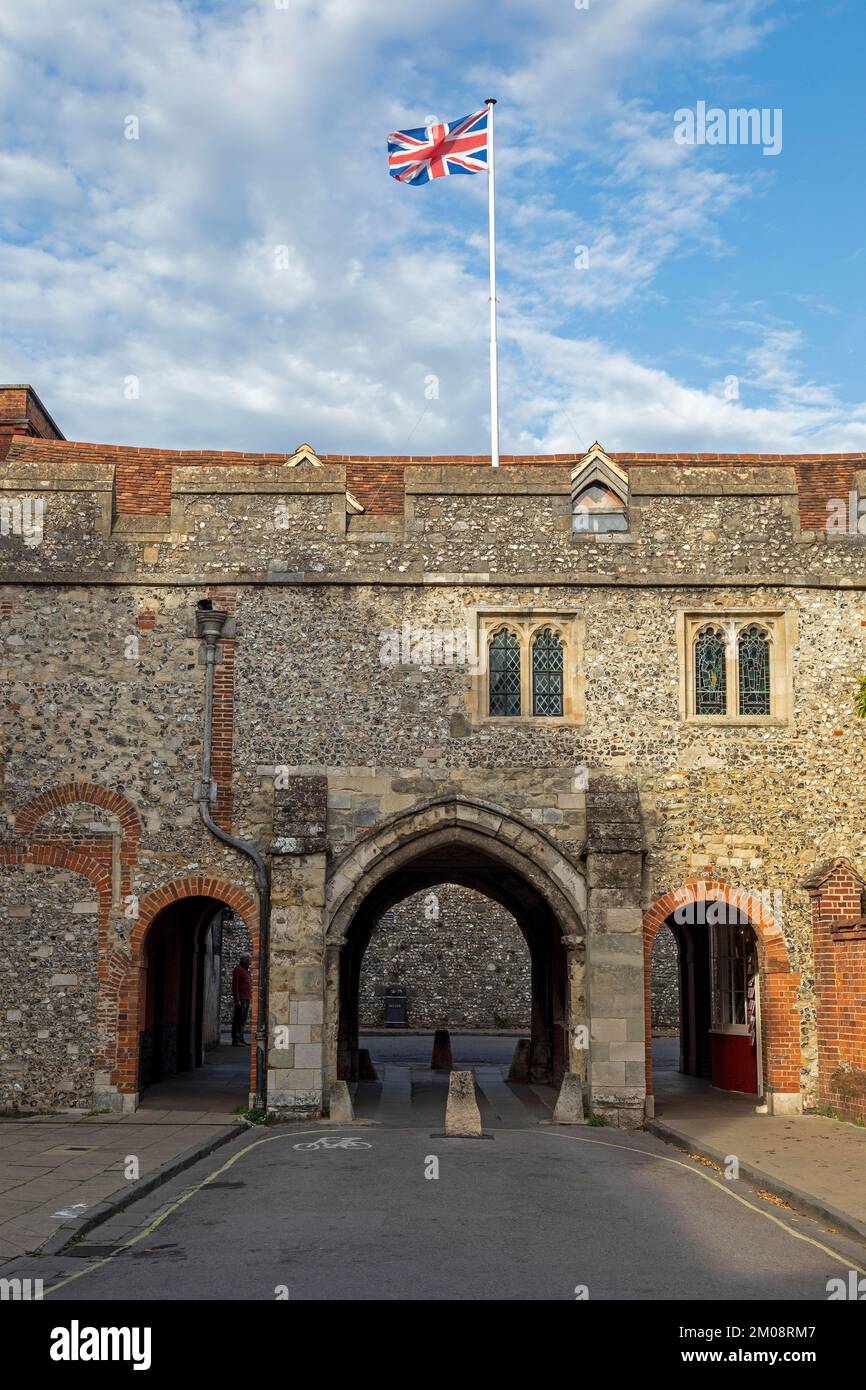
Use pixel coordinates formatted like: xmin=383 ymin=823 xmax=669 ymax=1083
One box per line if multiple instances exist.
xmin=444 ymin=1070 xmax=483 ymax=1137
xmin=431 ymin=1028 xmax=453 ymax=1071
xmin=507 ymin=1038 xmax=531 ymax=1083
xmin=329 ymin=1080 xmax=354 ymax=1123
xmin=552 ymin=1072 xmax=586 ymax=1124
xmin=357 ymin=1049 xmax=378 ymax=1081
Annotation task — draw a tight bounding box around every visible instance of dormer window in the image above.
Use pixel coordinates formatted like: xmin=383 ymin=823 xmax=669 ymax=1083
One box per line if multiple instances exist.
xmin=571 ymin=443 xmax=629 ymax=534
xmin=573 ymin=481 xmax=628 ymax=532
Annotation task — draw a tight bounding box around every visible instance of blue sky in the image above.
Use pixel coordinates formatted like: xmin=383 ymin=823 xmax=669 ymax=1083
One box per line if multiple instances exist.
xmin=0 ymin=0 xmax=863 ymax=455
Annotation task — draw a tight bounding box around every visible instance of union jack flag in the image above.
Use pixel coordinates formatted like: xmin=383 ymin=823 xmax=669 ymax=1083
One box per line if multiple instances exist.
xmin=387 ymin=108 xmax=488 ymax=186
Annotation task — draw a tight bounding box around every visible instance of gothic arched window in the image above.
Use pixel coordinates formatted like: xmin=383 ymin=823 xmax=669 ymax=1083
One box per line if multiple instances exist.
xmin=695 ymin=626 xmax=727 ymax=716
xmin=738 ymin=624 xmax=770 ymax=716
xmin=532 ymin=628 xmax=564 ymax=716
xmin=488 ymin=629 xmax=521 ymax=716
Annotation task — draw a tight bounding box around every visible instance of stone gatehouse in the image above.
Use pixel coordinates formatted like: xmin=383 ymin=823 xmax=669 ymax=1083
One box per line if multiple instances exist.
xmin=1 ymin=384 xmax=865 ymax=1127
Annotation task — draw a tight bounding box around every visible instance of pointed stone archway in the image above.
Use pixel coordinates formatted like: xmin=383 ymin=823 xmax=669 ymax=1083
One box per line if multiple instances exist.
xmin=322 ymin=797 xmax=587 ymax=1093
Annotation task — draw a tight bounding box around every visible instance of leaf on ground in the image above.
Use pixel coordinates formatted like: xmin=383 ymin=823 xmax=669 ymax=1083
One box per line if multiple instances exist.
xmin=686 ymin=1151 xmax=723 ymax=1173
xmin=754 ymin=1187 xmax=794 ymax=1211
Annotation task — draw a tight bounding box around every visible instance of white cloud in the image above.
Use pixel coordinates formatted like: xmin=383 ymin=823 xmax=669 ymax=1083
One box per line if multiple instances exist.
xmin=0 ymin=0 xmax=861 ymax=457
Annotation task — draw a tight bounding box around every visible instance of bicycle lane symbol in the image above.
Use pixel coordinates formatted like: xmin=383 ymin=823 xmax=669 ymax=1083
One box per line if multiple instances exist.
xmin=292 ymin=1136 xmax=373 ymax=1151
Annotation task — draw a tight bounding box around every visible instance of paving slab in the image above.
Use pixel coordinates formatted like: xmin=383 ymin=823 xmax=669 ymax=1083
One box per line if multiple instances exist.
xmin=0 ymin=1110 xmax=246 ymax=1261
xmin=473 ymin=1066 xmax=540 ymax=1123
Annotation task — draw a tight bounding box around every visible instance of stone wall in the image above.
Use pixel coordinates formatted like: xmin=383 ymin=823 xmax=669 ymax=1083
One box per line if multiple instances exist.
xmin=358 ymin=885 xmax=530 ymax=1029
xmin=651 ymin=924 xmax=679 ymax=1032
xmin=219 ymin=909 xmax=254 ymax=1030
xmin=0 ymin=862 xmax=98 ymax=1110
xmin=3 ymin=440 xmax=866 ymax=1121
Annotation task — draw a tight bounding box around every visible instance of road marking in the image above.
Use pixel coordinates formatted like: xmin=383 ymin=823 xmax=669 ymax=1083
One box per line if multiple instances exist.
xmin=293 ymin=1136 xmax=372 ymax=1150
xmin=520 ymin=1128 xmax=866 ymax=1278
xmin=41 ymin=1124 xmax=866 ymax=1296
xmin=41 ymin=1127 xmax=343 ymax=1296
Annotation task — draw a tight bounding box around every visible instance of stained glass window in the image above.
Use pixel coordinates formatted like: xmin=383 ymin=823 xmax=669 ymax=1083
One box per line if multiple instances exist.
xmin=738 ymin=624 xmax=770 ymax=716
xmin=695 ymin=627 xmax=727 ymax=716
xmin=488 ymin=629 xmax=521 ymax=716
xmin=532 ymin=628 xmax=564 ymax=716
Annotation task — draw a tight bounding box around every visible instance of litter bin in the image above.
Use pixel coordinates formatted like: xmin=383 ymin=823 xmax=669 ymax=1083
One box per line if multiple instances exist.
xmin=383 ymin=988 xmax=408 ymax=1028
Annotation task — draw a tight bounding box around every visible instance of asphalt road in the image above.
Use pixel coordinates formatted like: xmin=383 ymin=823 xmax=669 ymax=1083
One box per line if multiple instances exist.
xmin=13 ymin=1121 xmax=866 ymax=1302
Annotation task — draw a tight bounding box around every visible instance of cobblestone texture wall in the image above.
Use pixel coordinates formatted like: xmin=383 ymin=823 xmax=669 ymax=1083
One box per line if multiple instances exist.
xmin=219 ymin=910 xmax=254 ymax=1030
xmin=358 ymin=885 xmax=530 ymax=1028
xmin=0 ymin=863 xmax=98 ymax=1110
xmin=651 ymin=924 xmax=679 ymax=1032
xmin=2 ymin=454 xmax=865 ymax=1114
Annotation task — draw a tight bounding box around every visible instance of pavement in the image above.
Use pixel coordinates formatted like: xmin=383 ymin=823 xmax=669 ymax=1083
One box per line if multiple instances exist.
xmin=650 ymin=1037 xmax=866 ymax=1243
xmin=1 ymin=1032 xmax=865 ymax=1274
xmin=0 ymin=1041 xmax=249 ymax=1262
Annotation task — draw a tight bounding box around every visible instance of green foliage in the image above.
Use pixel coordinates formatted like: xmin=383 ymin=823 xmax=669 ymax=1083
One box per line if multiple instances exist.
xmin=855 ymin=676 xmax=866 ymax=718
xmin=586 ymin=1112 xmax=608 ymax=1127
xmin=233 ymin=1105 xmax=269 ymax=1125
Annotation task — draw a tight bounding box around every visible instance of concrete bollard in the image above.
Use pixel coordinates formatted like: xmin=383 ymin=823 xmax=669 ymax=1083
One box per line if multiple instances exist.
xmin=357 ymin=1049 xmax=378 ymax=1081
xmin=431 ymin=1028 xmax=453 ymax=1071
xmin=507 ymin=1038 xmax=531 ymax=1083
xmin=444 ymin=1070 xmax=483 ymax=1137
xmin=552 ymin=1072 xmax=586 ymax=1124
xmin=329 ymin=1080 xmax=354 ymax=1123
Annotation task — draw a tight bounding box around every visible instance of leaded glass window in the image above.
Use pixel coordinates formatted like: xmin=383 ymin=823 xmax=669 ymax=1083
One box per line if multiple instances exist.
xmin=738 ymin=624 xmax=770 ymax=716
xmin=532 ymin=628 xmax=564 ymax=716
xmin=695 ymin=627 xmax=727 ymax=716
xmin=488 ymin=629 xmax=521 ymax=716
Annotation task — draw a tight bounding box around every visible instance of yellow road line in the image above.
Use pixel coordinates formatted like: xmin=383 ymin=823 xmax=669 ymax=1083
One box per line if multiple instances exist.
xmin=516 ymin=1128 xmax=866 ymax=1278
xmin=43 ymin=1124 xmax=865 ymax=1296
xmin=43 ymin=1127 xmax=330 ymax=1296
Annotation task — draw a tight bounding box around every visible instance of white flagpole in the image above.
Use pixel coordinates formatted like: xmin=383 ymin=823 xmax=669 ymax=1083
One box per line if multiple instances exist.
xmin=486 ymin=97 xmax=499 ymax=468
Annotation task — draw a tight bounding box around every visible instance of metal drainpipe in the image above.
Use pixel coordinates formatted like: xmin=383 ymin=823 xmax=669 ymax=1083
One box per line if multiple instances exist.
xmin=195 ymin=603 xmax=270 ymax=1112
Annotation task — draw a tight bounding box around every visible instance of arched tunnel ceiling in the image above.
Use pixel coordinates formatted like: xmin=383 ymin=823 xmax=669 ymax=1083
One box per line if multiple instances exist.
xmin=342 ymin=840 xmax=560 ymax=955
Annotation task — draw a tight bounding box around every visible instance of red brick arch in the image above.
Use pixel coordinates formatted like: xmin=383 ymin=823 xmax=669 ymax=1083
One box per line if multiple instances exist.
xmin=0 ymin=840 xmax=113 ymax=898
xmin=15 ymin=782 xmax=142 ymax=896
xmin=16 ymin=780 xmax=142 ymax=842
xmin=644 ymin=879 xmax=801 ymax=1106
xmin=109 ymin=875 xmax=259 ymax=1103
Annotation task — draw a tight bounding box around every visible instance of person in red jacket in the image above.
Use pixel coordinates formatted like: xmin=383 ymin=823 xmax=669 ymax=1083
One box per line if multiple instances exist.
xmin=231 ymin=954 xmax=252 ymax=1046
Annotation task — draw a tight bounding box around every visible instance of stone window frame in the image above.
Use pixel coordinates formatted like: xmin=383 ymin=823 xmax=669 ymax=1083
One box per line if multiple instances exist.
xmin=678 ymin=609 xmax=794 ymax=727
xmin=468 ymin=608 xmax=585 ymax=727
xmin=570 ymin=444 xmax=630 ymax=538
